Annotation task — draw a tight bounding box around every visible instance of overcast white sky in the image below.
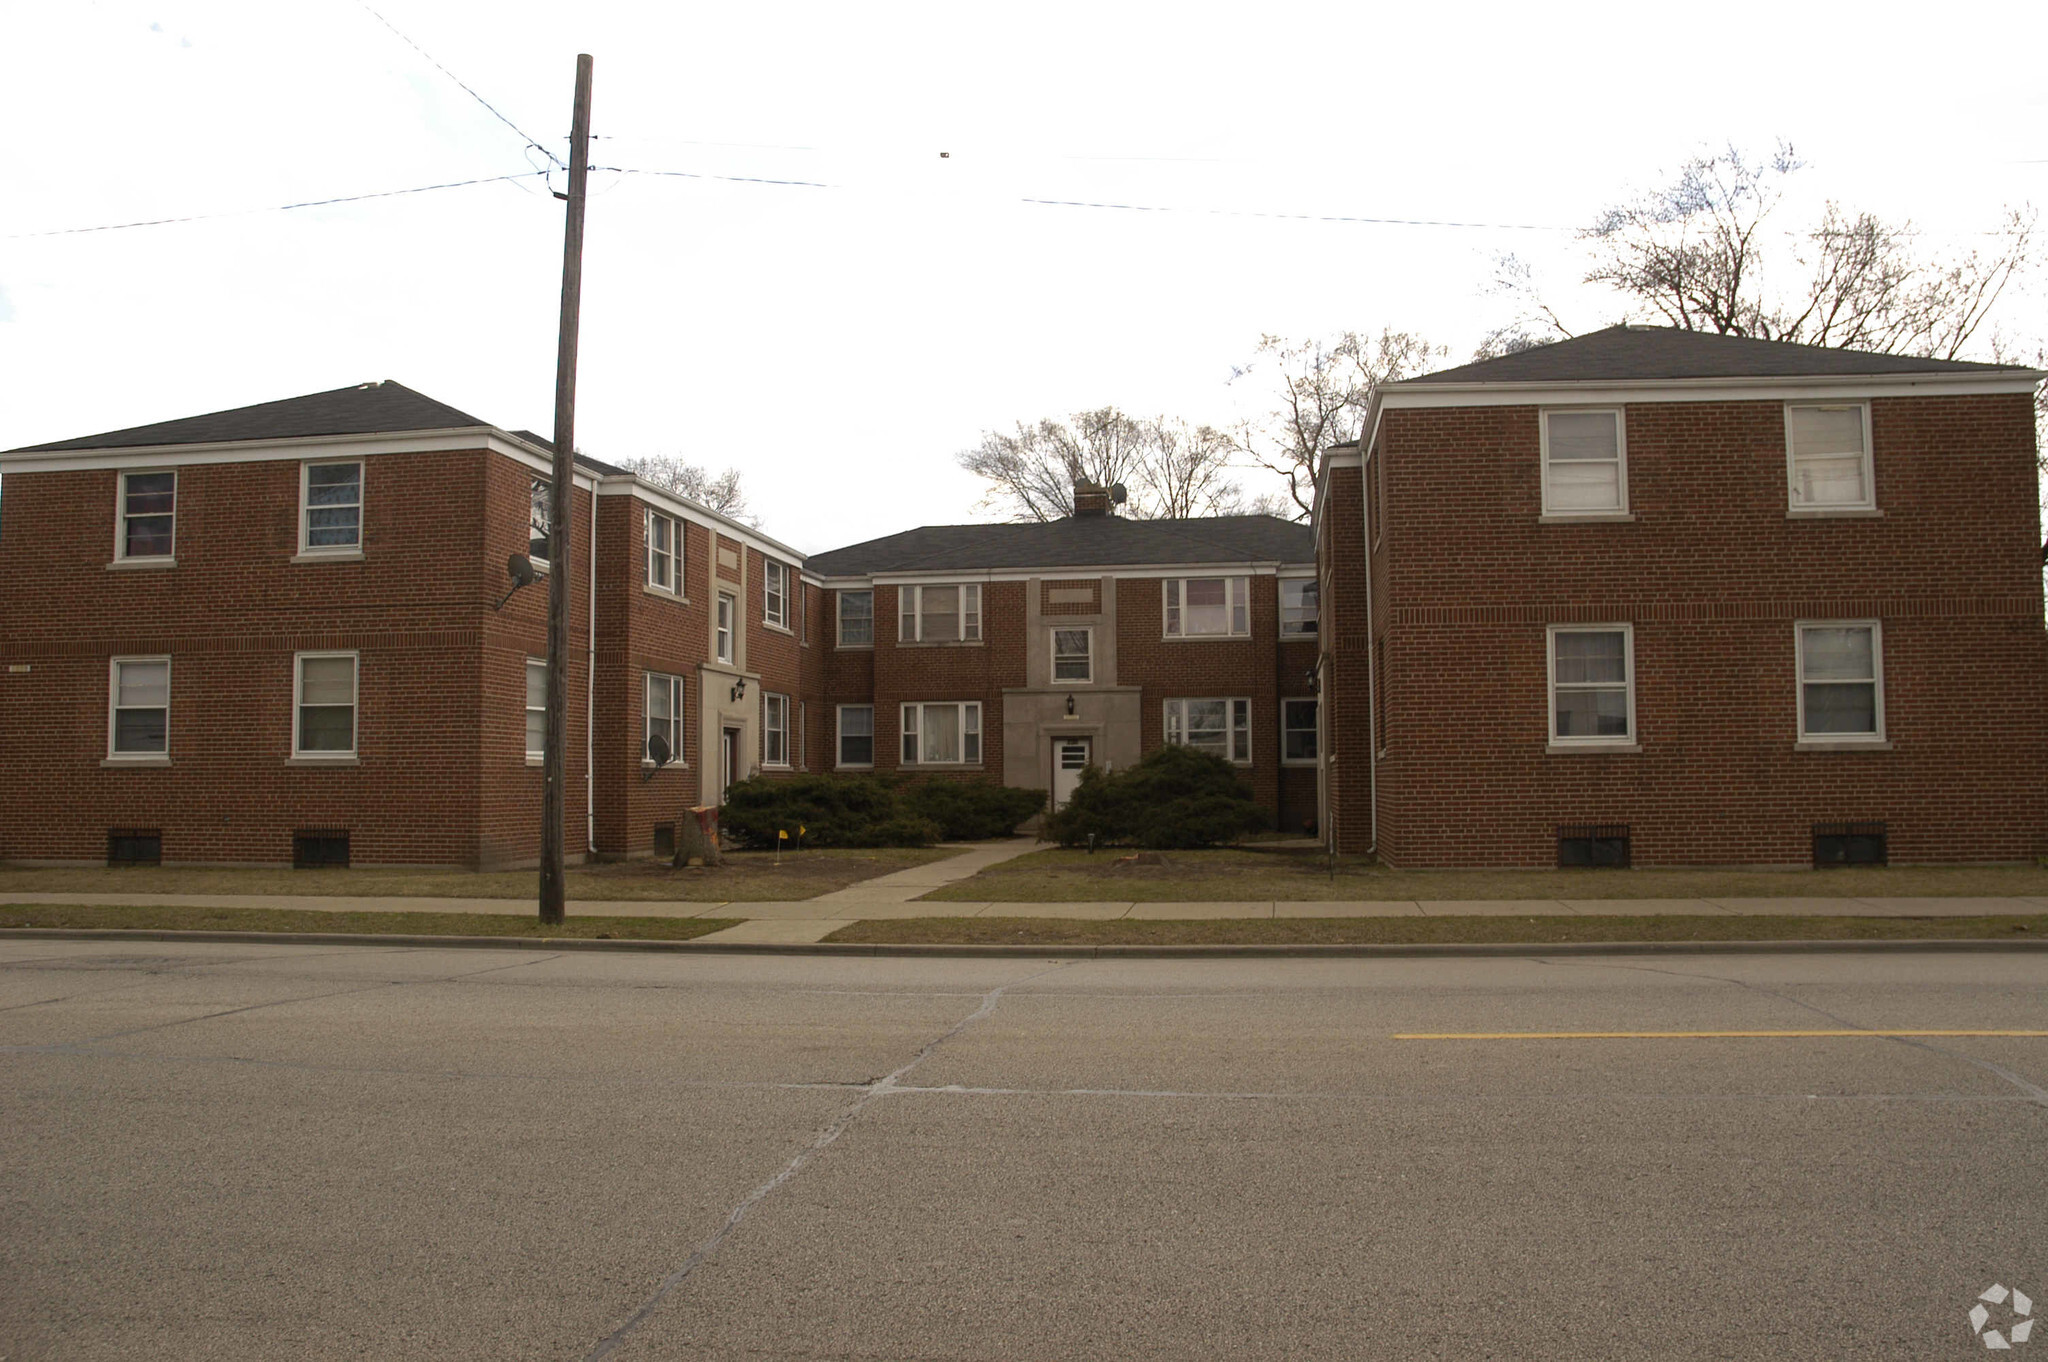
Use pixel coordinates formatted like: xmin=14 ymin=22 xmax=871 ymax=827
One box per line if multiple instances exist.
xmin=4 ymin=1 xmax=2045 ymax=552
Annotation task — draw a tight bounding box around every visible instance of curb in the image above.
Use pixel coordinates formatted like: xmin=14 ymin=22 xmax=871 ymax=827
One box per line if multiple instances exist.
xmin=4 ymin=927 xmax=2047 ymax=959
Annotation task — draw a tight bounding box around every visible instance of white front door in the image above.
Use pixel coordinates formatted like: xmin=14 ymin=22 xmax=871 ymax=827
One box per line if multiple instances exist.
xmin=1052 ymin=738 xmax=1092 ymax=809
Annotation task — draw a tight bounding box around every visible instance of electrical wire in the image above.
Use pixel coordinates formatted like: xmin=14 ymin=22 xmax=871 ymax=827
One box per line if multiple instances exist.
xmin=352 ymin=1 xmax=565 ymax=169
xmin=599 ymin=166 xmax=832 ymax=190
xmin=1020 ymin=196 xmax=1568 ymax=231
xmin=6 ymin=172 xmax=545 ymax=239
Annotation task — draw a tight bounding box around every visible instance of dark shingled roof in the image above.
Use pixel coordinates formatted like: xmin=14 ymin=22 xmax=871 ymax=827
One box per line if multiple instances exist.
xmin=12 ymin=381 xmax=491 ymax=452
xmin=804 ymin=514 xmax=1313 ymax=576
xmin=1403 ymin=325 xmax=2032 ymax=387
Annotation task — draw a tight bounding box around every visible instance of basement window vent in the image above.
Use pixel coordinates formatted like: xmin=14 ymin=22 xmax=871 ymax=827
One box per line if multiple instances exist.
xmin=1557 ymin=823 xmax=1631 ymax=869
xmin=107 ymin=829 xmax=162 ymax=866
xmin=652 ymin=823 xmax=677 ymax=858
xmin=293 ymin=829 xmax=351 ymax=869
xmin=1813 ymin=821 xmax=1886 ymax=868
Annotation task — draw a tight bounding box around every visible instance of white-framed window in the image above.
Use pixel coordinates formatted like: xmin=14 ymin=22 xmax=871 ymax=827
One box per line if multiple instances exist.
xmin=1165 ymin=697 xmax=1251 ymax=763
xmin=837 ymin=704 xmax=874 ymax=767
xmin=1283 ymin=698 xmax=1318 ymax=764
xmin=1052 ymin=626 xmax=1093 ymax=683
xmin=1547 ymin=625 xmax=1634 ymax=745
xmin=899 ymin=583 xmax=981 ymax=642
xmin=644 ymin=672 xmax=684 ymax=765
xmin=525 ymin=659 xmax=547 ymax=761
xmin=797 ymin=700 xmax=807 ymax=770
xmin=108 ymin=656 xmax=170 ymax=759
xmin=901 ymin=701 xmax=981 ymax=765
xmin=1797 ymin=621 xmax=1885 ymax=741
xmin=293 ymin=651 xmax=358 ymax=758
xmin=1280 ymin=578 xmax=1319 ymax=636
xmin=645 ymin=509 xmax=679 ymax=593
xmin=764 ymin=560 xmax=789 ymax=629
xmin=298 ymin=460 xmax=363 ymax=553
xmin=715 ymin=593 xmax=735 ymax=664
xmin=1786 ymin=403 xmax=1874 ymax=511
xmin=838 ymin=590 xmax=874 ymax=647
xmin=117 ymin=470 xmax=176 ymax=560
xmin=1163 ymin=577 xmax=1249 ymax=638
xmin=1540 ymin=408 xmax=1627 ymax=515
xmin=763 ymin=692 xmax=790 ymax=766
xmin=529 ymin=477 xmax=552 ymax=565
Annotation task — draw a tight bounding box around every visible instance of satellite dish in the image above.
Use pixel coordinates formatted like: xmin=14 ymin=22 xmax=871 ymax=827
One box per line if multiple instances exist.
xmin=1109 ymin=483 xmax=1128 ymax=505
xmin=507 ymin=553 xmax=536 ymax=587
xmin=646 ymin=732 xmax=672 ymax=767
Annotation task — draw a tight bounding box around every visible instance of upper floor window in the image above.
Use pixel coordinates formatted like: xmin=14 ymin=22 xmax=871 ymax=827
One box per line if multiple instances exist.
xmin=1548 ymin=625 xmax=1634 ymax=746
xmin=1786 ymin=403 xmax=1874 ymax=510
xmin=715 ymin=593 xmax=735 ymax=664
xmin=529 ymin=477 xmax=552 ymax=565
xmin=900 ymin=583 xmax=981 ymax=643
xmin=1797 ymin=621 xmax=1884 ymax=741
xmin=1541 ymin=409 xmax=1627 ymax=515
xmin=1163 ymin=577 xmax=1249 ymax=638
xmin=645 ymin=509 xmax=679 ymax=593
xmin=764 ymin=560 xmax=789 ymax=629
xmin=108 ymin=657 xmax=170 ymax=759
xmin=118 ymin=470 xmax=176 ymax=560
xmin=1165 ymin=697 xmax=1251 ymax=763
xmin=525 ymin=659 xmax=547 ymax=761
xmin=763 ymin=692 xmax=791 ymax=766
xmin=1280 ymin=579 xmax=1319 ymax=636
xmin=294 ymin=652 xmax=358 ymax=759
xmin=902 ymin=701 xmax=981 ymax=765
xmin=299 ymin=461 xmax=362 ymax=554
xmin=838 ymin=590 xmax=874 ymax=647
xmin=1052 ymin=627 xmax=1092 ymax=683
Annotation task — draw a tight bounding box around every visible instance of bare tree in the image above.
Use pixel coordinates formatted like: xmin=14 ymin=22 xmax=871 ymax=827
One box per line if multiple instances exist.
xmin=1229 ymin=329 xmax=1445 ymax=518
xmin=614 ymin=454 xmax=756 ymax=526
xmin=957 ymin=408 xmax=1273 ymax=522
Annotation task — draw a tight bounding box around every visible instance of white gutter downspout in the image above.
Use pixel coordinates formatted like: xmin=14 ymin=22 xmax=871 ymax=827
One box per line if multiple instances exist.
xmin=1361 ymin=401 xmax=1381 ymax=860
xmin=586 ymin=479 xmax=598 ymax=855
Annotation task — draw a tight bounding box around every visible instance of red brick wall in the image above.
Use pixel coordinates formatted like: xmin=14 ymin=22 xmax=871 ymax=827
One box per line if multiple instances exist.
xmin=868 ymin=582 xmax=1028 ymax=781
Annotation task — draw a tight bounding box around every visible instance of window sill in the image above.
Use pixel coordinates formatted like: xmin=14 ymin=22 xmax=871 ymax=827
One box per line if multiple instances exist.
xmin=526 ymin=754 xmax=544 ymax=766
xmin=1281 ymin=759 xmax=1319 ymax=768
xmin=835 ymin=643 xmax=875 ymax=651
xmin=1161 ymin=633 xmax=1252 ymax=643
xmin=1795 ymin=739 xmax=1893 ymax=752
xmin=901 ymin=763 xmax=985 ymax=772
xmin=108 ymin=557 xmax=175 ymax=571
xmin=896 ymin=640 xmax=985 ymax=649
xmin=763 ymin=762 xmax=792 ymax=770
xmin=292 ymin=549 xmax=364 ymax=564
xmin=641 ymin=760 xmax=690 ymax=770
xmin=1787 ymin=508 xmax=1883 ymax=519
xmin=1546 ymin=742 xmax=1642 ymax=755
xmin=835 ymin=764 xmax=875 ymax=771
xmin=102 ymin=756 xmax=170 ymax=768
xmin=762 ymin=622 xmax=794 ymax=636
xmin=287 ymin=755 xmax=359 ymax=767
xmin=1538 ymin=512 xmax=1635 ymax=524
xmin=641 ymin=584 xmax=688 ymax=604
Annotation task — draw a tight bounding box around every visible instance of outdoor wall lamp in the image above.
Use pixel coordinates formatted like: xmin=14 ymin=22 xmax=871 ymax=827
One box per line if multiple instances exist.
xmin=1065 ymin=693 xmax=1076 ymax=717
xmin=730 ymin=677 xmax=747 ymax=703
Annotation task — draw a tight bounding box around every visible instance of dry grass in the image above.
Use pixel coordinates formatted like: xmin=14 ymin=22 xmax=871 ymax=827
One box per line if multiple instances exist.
xmin=0 ymin=903 xmax=738 ymax=940
xmin=0 ymin=847 xmax=955 ymax=903
xmin=920 ymin=848 xmax=2048 ymax=903
xmin=828 ymin=914 xmax=2048 ymax=946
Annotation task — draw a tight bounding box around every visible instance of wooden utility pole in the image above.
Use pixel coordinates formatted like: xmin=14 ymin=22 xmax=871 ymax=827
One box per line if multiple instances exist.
xmin=540 ymin=53 xmax=593 ymax=926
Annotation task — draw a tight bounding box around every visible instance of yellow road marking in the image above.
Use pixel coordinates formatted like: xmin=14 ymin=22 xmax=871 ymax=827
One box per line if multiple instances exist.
xmin=1394 ymin=1029 xmax=2048 ymax=1041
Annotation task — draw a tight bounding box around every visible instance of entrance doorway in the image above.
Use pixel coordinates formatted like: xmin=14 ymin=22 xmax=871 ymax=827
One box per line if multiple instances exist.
xmin=721 ymin=727 xmax=743 ymax=802
xmin=1052 ymin=737 xmax=1092 ymax=809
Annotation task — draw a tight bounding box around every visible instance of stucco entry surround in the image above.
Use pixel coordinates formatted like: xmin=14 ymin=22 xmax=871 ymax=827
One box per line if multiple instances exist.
xmin=1003 ymin=575 xmax=1143 ymax=792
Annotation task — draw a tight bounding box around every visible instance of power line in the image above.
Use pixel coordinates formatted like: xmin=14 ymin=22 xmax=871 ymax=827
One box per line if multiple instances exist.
xmin=352 ymin=1 xmax=565 ymax=169
xmin=6 ymin=172 xmax=544 ymax=239
xmin=1021 ymin=196 xmax=1569 ymax=231
xmin=600 ymin=166 xmax=833 ymax=190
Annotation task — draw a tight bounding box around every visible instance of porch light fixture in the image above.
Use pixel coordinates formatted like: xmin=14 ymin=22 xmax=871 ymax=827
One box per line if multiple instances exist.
xmin=1065 ymin=693 xmax=1076 ymax=717
xmin=730 ymin=677 xmax=747 ymax=703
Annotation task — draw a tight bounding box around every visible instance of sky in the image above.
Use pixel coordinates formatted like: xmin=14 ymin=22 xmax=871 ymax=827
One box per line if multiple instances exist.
xmin=4 ymin=0 xmax=2045 ymax=553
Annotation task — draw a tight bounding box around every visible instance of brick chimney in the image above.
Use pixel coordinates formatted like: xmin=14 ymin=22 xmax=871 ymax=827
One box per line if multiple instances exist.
xmin=1073 ymin=478 xmax=1113 ymax=518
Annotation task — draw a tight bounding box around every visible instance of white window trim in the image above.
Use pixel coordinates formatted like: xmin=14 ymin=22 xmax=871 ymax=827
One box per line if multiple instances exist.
xmin=1050 ymin=625 xmax=1094 ymax=685
xmin=763 ymin=691 xmax=791 ymax=767
xmin=1281 ymin=697 xmax=1319 ymax=766
xmin=115 ymin=468 xmax=177 ymax=563
xmin=797 ymin=700 xmax=807 ymax=770
xmin=763 ymin=560 xmax=790 ymax=632
xmin=898 ymin=583 xmax=983 ymax=644
xmin=292 ymin=650 xmax=359 ymax=761
xmin=643 ymin=671 xmax=686 ymax=767
xmin=645 ymin=508 xmax=682 ymax=596
xmin=524 ymin=657 xmax=547 ymax=763
xmin=106 ymin=655 xmax=171 ymax=762
xmin=1539 ymin=406 xmax=1630 ymax=519
xmin=1279 ymin=576 xmax=1319 ymax=637
xmin=1785 ymin=401 xmax=1876 ymax=514
xmin=1795 ymin=619 xmax=1887 ymax=745
xmin=1162 ymin=577 xmax=1251 ymax=640
xmin=296 ymin=459 xmax=364 ymax=558
xmin=1546 ymin=624 xmax=1637 ymax=749
xmin=715 ymin=593 xmax=735 ymax=665
xmin=837 ymin=589 xmax=875 ymax=649
xmin=900 ymin=701 xmax=982 ymax=766
xmin=836 ymin=703 xmax=876 ymax=770
xmin=1163 ymin=697 xmax=1253 ymax=765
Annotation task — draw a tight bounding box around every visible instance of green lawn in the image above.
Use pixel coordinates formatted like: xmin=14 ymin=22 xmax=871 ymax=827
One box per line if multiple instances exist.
xmin=0 ymin=846 xmax=953 ymax=903
xmin=0 ymin=903 xmax=739 ymax=940
xmin=919 ymin=847 xmax=2048 ymax=903
xmin=829 ymin=914 xmax=2048 ymax=946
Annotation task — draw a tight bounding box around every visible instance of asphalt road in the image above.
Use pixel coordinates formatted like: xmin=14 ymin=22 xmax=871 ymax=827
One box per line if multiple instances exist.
xmin=3 ymin=942 xmax=2044 ymax=1360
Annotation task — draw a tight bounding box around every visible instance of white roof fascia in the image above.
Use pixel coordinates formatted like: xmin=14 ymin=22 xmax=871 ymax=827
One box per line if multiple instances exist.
xmin=596 ymin=474 xmax=807 ymax=566
xmin=1377 ymin=370 xmax=2044 ymax=411
xmin=1 ymin=426 xmax=602 ymax=489
xmin=847 ymin=560 xmax=1313 ymax=587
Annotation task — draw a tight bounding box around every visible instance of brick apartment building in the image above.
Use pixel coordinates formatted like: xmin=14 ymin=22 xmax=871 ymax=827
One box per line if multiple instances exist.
xmin=1314 ymin=325 xmax=2048 ymax=868
xmin=0 ymin=383 xmax=1316 ymax=867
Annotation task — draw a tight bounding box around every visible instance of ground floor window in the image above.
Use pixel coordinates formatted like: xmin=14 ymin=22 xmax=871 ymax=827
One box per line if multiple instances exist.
xmin=902 ymin=701 xmax=981 ymax=765
xmin=525 ymin=659 xmax=547 ymax=760
xmin=837 ymin=705 xmax=874 ymax=767
xmin=1547 ymin=625 xmax=1633 ymax=745
xmin=109 ymin=657 xmax=170 ymax=758
xmin=644 ymin=672 xmax=684 ymax=766
xmin=1797 ymin=621 xmax=1883 ymax=740
xmin=1282 ymin=698 xmax=1318 ymax=763
xmin=1165 ymin=697 xmax=1250 ymax=764
xmin=763 ymin=692 xmax=791 ymax=766
xmin=294 ymin=652 xmax=358 ymax=757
